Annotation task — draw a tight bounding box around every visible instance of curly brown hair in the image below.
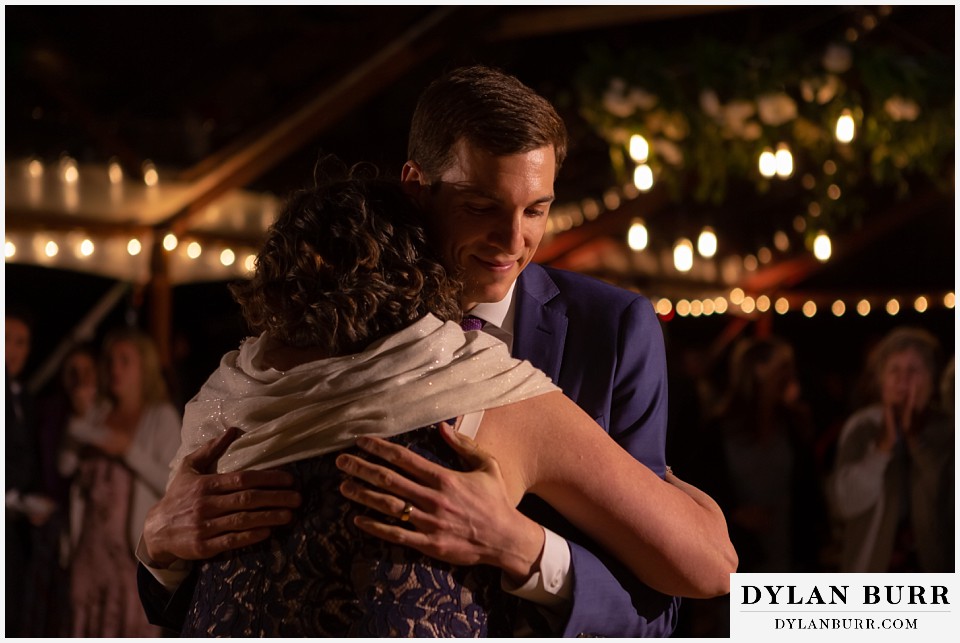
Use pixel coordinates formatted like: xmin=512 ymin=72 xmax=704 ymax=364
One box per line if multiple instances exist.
xmin=230 ymin=174 xmax=462 ymax=356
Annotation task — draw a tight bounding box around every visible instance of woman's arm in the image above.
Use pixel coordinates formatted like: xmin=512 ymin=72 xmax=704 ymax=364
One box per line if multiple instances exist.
xmin=482 ymin=391 xmax=736 ymax=598
xmin=336 ymin=391 xmax=737 ymax=599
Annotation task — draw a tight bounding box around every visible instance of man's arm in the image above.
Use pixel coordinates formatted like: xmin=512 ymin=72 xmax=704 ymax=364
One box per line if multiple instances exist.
xmin=137 ymin=427 xmax=301 ymax=629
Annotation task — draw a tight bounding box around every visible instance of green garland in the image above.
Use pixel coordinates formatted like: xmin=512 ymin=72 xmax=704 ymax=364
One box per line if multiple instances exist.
xmin=573 ymin=16 xmax=954 ymax=240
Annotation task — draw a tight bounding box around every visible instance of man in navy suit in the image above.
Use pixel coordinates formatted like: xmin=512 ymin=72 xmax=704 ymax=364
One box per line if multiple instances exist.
xmin=138 ymin=65 xmax=678 ymax=637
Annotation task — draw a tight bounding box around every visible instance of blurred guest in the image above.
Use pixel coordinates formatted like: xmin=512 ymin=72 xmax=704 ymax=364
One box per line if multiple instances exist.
xmin=692 ymin=336 xmax=827 ymax=573
xmin=59 ymin=327 xmax=181 ymax=637
xmin=26 ymin=344 xmax=100 ymax=636
xmin=830 ymin=327 xmax=953 ymax=572
xmin=6 ymin=305 xmax=51 ymax=636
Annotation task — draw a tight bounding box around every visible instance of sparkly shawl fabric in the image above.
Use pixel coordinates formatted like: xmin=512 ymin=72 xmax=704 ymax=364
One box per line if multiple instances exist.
xmin=173 ymin=314 xmax=558 ymax=476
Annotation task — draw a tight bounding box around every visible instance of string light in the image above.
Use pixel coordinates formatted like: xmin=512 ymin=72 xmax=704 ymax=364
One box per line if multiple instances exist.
xmin=714 ymin=297 xmax=729 ymax=314
xmin=244 ymin=254 xmax=257 ymax=272
xmin=163 ymin=233 xmax=178 ymax=251
xmin=633 ymin=164 xmax=654 ymax=191
xmin=759 ymin=148 xmax=777 ymax=178
xmin=832 ymin=300 xmax=846 ymax=316
xmin=857 ymin=299 xmax=871 ymax=316
xmin=775 ymin=143 xmax=794 ymax=178
xmin=730 ymin=288 xmax=745 ymax=305
xmin=127 ymin=239 xmax=142 ymax=256
xmin=61 ymin=157 xmax=79 ymax=183
xmin=775 ymin=297 xmax=790 ymax=314
xmin=655 ymin=298 xmax=673 ymax=316
xmin=813 ymin=231 xmax=832 ymax=262
xmin=45 ymin=241 xmax=59 ymax=257
xmin=673 ymin=238 xmax=693 ymax=272
xmin=108 ymin=160 xmax=124 ymax=184
xmin=914 ymin=296 xmax=928 ymax=313
xmin=697 ymin=226 xmax=717 ymax=258
xmin=802 ymin=301 xmax=817 ymax=317
xmin=690 ymin=300 xmax=704 ymax=317
xmin=79 ymin=239 xmax=95 ymax=257
xmin=741 ymin=296 xmax=756 ymax=314
xmin=627 ymin=218 xmax=648 ymax=251
xmin=5 ymin=240 xmax=16 ymax=258
xmin=186 ymin=241 xmax=202 ymax=259
xmin=142 ymin=160 xmax=159 ymax=187
xmin=220 ymin=248 xmax=236 ymax=267
xmin=756 ymin=295 xmax=770 ymax=312
xmin=702 ymin=298 xmax=716 ymax=315
xmin=886 ymin=299 xmax=900 ymax=315
xmin=836 ymin=109 xmax=856 ymax=143
xmin=28 ymin=159 xmax=44 ymax=179
xmin=774 ymin=230 xmax=790 ymax=252
xmin=628 ymin=134 xmax=649 ymax=163
xmin=945 ymin=292 xmax=955 ymax=309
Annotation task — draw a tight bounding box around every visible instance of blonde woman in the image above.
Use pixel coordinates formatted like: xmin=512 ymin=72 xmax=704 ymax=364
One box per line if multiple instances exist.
xmin=60 ymin=328 xmax=181 ymax=637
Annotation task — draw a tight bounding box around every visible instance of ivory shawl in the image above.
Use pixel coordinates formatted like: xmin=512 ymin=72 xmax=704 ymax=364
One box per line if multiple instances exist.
xmin=173 ymin=314 xmax=558 ymax=476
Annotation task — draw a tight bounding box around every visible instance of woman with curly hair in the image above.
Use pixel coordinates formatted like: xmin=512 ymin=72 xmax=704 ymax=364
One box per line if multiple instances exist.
xmin=172 ymin=172 xmax=736 ymax=636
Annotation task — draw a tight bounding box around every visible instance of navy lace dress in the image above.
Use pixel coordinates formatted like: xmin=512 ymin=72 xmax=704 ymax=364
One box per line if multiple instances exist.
xmin=181 ymin=426 xmax=515 ymax=637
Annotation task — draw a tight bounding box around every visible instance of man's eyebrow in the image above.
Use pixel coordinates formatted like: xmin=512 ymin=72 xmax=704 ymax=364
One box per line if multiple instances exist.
xmin=452 ymin=184 xmax=555 ymax=205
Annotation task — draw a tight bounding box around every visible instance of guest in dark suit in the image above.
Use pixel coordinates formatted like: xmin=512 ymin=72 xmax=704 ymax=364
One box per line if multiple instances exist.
xmin=6 ymin=305 xmax=52 ymax=636
xmin=137 ymin=66 xmax=683 ymax=637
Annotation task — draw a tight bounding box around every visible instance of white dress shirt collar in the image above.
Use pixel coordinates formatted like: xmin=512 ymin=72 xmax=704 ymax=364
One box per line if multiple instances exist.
xmin=464 ymin=282 xmax=516 ymax=349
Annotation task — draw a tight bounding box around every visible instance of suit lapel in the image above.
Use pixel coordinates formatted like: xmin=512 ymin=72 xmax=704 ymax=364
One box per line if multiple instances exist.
xmin=513 ymin=265 xmax=567 ymax=384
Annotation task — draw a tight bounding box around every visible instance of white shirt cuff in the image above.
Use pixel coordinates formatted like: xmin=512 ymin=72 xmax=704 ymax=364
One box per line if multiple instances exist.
xmin=135 ymin=534 xmax=193 ymax=592
xmin=501 ymin=526 xmax=572 ymax=608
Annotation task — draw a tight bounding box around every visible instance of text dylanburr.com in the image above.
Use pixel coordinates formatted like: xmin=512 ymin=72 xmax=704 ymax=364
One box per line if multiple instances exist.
xmin=730 ymin=573 xmax=957 ymax=641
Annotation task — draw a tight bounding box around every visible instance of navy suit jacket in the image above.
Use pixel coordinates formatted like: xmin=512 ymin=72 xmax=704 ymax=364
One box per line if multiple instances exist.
xmin=513 ymin=263 xmax=679 ymax=637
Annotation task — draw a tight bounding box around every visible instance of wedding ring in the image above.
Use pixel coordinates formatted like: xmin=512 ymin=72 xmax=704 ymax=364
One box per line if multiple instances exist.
xmin=400 ymin=501 xmax=414 ymax=522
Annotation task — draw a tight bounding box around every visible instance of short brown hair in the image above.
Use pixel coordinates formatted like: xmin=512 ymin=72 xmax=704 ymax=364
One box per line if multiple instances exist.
xmin=408 ymin=65 xmax=568 ymax=181
xmin=230 ymin=173 xmax=462 ymax=356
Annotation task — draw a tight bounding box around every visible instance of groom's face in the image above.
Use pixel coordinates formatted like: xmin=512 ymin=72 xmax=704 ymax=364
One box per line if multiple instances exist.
xmin=403 ymin=139 xmax=556 ymax=311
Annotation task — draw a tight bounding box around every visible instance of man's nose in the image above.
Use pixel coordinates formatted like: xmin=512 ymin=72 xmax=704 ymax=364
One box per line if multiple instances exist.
xmin=489 ymin=212 xmax=524 ymax=254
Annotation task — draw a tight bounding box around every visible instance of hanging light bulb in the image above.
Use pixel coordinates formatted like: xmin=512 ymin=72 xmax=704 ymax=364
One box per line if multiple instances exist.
xmin=127 ymin=239 xmax=142 ymax=256
xmin=914 ymin=296 xmax=928 ymax=313
xmin=857 ymin=299 xmax=871 ymax=316
xmin=775 ymin=143 xmax=793 ymax=178
xmin=79 ymin=239 xmax=95 ymax=257
xmin=186 ymin=241 xmax=202 ymax=259
xmin=697 ymin=226 xmax=717 ymax=258
xmin=802 ymin=301 xmax=817 ymax=318
xmin=813 ymin=230 xmax=832 ymax=262
xmin=673 ymin=238 xmax=693 ymax=272
xmin=759 ymin=147 xmax=777 ymax=178
xmin=107 ymin=158 xmax=123 ymax=184
xmin=628 ymin=134 xmax=649 ymax=163
xmin=633 ymin=164 xmax=654 ymax=192
xmin=627 ymin=218 xmax=648 ymax=251
xmin=163 ymin=233 xmax=178 ymax=251
xmin=220 ymin=248 xmax=236 ymax=267
xmin=142 ymin=160 xmax=159 ymax=187
xmin=836 ymin=109 xmax=855 ymax=143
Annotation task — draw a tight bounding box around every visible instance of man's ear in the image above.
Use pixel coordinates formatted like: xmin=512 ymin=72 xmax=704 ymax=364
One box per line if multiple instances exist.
xmin=401 ymin=160 xmax=427 ymax=185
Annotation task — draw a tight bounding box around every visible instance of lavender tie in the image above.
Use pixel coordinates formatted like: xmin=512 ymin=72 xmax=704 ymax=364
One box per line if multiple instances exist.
xmin=460 ymin=315 xmax=485 ymax=332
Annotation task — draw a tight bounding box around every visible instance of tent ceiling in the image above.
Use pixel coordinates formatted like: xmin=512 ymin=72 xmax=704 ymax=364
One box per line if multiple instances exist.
xmin=5 ymin=5 xmax=955 ymax=306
